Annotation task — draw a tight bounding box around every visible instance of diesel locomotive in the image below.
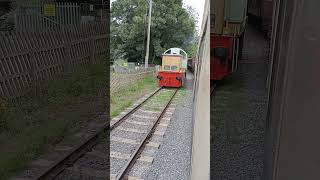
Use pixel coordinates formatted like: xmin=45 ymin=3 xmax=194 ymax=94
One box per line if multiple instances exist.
xmin=157 ymin=48 xmax=188 ymax=88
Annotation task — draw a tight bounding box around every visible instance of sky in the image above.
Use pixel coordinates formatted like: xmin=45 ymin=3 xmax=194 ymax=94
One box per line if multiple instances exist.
xmin=110 ymin=0 xmax=205 ymax=32
xmin=182 ymin=0 xmax=205 ymax=32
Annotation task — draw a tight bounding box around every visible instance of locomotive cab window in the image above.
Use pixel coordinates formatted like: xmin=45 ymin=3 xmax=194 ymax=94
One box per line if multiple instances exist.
xmin=164 ymin=65 xmax=170 ymax=70
xmin=171 ymin=66 xmax=178 ymax=71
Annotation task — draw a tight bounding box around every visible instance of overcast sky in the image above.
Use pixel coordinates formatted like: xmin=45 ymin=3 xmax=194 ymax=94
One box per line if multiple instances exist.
xmin=110 ymin=0 xmax=205 ymax=32
xmin=182 ymin=0 xmax=205 ymax=32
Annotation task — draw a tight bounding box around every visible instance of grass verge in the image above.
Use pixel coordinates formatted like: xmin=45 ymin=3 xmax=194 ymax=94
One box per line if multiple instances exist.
xmin=110 ymin=74 xmax=158 ymax=118
xmin=0 ymin=60 xmax=107 ymax=180
xmin=144 ymin=89 xmax=175 ymax=112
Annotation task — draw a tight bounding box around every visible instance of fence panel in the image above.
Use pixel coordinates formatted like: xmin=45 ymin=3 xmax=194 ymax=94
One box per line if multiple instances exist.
xmin=0 ymin=21 xmax=108 ymax=100
xmin=15 ymin=2 xmax=81 ymax=33
xmin=110 ymin=69 xmax=156 ymax=93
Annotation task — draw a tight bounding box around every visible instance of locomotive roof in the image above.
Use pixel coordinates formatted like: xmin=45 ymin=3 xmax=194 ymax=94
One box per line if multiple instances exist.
xmin=162 ymin=54 xmax=183 ymax=57
xmin=163 ymin=48 xmax=188 ymax=58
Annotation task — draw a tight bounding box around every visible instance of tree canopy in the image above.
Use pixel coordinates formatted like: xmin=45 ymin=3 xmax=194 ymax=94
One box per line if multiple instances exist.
xmin=111 ymin=0 xmax=198 ymax=64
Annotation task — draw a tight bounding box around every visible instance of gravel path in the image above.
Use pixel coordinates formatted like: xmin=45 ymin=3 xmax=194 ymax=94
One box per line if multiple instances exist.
xmin=143 ymin=72 xmax=194 ymax=180
xmin=210 ymin=26 xmax=270 ymax=180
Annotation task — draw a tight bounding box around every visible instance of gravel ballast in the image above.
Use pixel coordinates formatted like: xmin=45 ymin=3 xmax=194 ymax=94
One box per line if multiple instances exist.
xmin=143 ymin=72 xmax=194 ymax=180
xmin=211 ymin=26 xmax=270 ymax=179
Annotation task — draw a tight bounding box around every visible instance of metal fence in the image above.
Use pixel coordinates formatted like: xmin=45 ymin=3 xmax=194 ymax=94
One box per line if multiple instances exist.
xmin=15 ymin=2 xmax=81 ymax=32
xmin=0 ymin=21 xmax=108 ymax=99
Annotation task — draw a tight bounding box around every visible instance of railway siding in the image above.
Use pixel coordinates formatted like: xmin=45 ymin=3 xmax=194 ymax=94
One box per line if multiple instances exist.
xmin=144 ymin=87 xmax=194 ymax=179
xmin=10 ymin=108 xmax=107 ymax=180
xmin=110 ymin=88 xmax=178 ymax=179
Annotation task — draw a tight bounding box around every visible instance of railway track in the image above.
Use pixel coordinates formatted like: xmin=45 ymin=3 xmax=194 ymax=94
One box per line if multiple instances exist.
xmin=27 ymin=112 xmax=109 ymax=180
xmin=31 ymin=112 xmax=108 ymax=180
xmin=30 ymin=87 xmax=178 ymax=180
xmin=110 ymin=88 xmax=178 ymax=180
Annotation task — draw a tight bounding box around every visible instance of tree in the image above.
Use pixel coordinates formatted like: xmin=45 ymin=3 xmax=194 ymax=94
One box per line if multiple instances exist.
xmin=111 ymin=0 xmax=198 ymax=64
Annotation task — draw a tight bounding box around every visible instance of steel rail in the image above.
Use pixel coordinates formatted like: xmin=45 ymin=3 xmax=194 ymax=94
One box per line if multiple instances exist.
xmin=115 ymin=88 xmax=179 ymax=180
xmin=34 ymin=88 xmax=162 ymax=179
xmin=110 ymin=87 xmax=162 ymax=131
xmin=34 ymin=119 xmax=108 ymax=180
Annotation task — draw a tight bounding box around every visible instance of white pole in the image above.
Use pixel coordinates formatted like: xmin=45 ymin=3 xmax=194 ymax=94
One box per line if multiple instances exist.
xmin=145 ymin=0 xmax=152 ymax=69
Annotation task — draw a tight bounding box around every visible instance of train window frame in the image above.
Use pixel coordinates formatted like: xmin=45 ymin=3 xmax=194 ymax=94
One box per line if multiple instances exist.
xmin=171 ymin=66 xmax=178 ymax=71
xmin=164 ymin=65 xmax=170 ymax=70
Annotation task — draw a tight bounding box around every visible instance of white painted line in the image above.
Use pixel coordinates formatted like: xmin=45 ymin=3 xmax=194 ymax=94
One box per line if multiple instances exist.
xmin=138 ymin=109 xmax=159 ymax=114
xmin=166 ymin=112 xmax=174 ymax=115
xmin=162 ymin=117 xmax=171 ymax=121
xmin=126 ymin=120 xmax=151 ymax=126
xmin=111 ymin=136 xmax=139 ymax=145
xmin=161 ymin=120 xmax=170 ymax=125
xmin=127 ymin=176 xmax=143 ymax=180
xmin=158 ymin=123 xmax=168 ymax=127
xmin=138 ymin=156 xmax=154 ymax=163
xmin=110 ymin=151 xmax=153 ymax=163
xmin=147 ymin=141 xmax=160 ymax=148
xmin=133 ymin=114 xmax=155 ymax=119
xmin=154 ymin=131 xmax=165 ymax=136
xmin=110 ymin=151 xmax=130 ymax=159
xmin=117 ymin=126 xmax=147 ymax=134
xmin=111 ymin=136 xmax=160 ymax=148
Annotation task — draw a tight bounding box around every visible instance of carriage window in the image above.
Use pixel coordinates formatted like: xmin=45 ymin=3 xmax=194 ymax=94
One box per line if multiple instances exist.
xmin=171 ymin=66 xmax=178 ymax=70
xmin=164 ymin=65 xmax=170 ymax=70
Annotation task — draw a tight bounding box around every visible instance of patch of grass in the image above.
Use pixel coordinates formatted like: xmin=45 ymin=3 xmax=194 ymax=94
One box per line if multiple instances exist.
xmin=144 ymin=89 xmax=175 ymax=112
xmin=0 ymin=60 xmax=107 ymax=180
xmin=110 ymin=74 xmax=158 ymax=118
xmin=211 ymin=76 xmax=246 ymax=144
xmin=175 ymin=87 xmax=187 ymax=102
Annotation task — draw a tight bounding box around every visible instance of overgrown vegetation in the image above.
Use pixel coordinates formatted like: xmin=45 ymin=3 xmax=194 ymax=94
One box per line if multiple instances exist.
xmin=110 ymin=74 xmax=158 ymax=118
xmin=211 ymin=77 xmax=246 ymax=144
xmin=111 ymin=0 xmax=199 ymax=64
xmin=0 ymin=60 xmax=107 ymax=180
